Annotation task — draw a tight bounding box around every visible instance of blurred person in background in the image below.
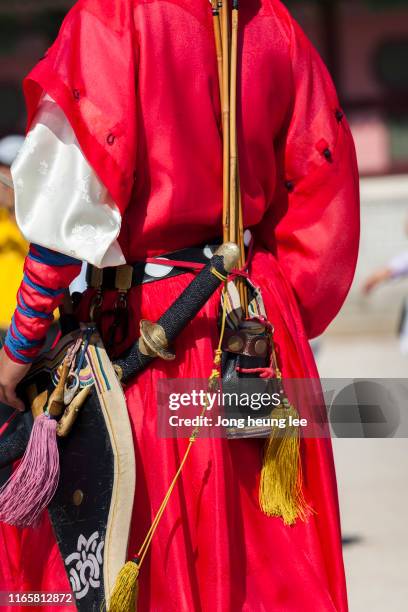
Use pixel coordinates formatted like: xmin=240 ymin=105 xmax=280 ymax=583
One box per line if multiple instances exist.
xmin=0 ymin=135 xmax=27 ymax=335
xmin=0 ymin=136 xmax=26 ymax=493
xmin=363 ymin=222 xmax=408 ymax=355
xmin=363 ymin=252 xmax=408 ymax=294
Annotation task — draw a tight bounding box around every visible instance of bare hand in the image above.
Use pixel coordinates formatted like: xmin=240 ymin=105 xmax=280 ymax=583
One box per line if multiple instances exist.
xmin=0 ymin=348 xmax=31 ymax=412
xmin=362 ymin=268 xmax=392 ymax=295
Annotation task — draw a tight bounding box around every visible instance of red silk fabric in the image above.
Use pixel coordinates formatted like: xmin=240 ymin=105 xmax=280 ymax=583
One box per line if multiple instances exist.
xmin=0 ymin=255 xmax=348 ymax=611
xmin=0 ymin=0 xmax=359 ymax=610
xmin=23 ymin=0 xmax=359 ymax=338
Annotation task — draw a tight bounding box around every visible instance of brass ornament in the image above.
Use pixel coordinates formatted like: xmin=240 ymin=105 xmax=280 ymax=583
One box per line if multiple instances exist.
xmin=72 ymin=489 xmax=84 ymax=506
xmin=227 ymin=335 xmax=244 ymax=352
xmin=138 ymin=320 xmax=175 ymax=360
xmin=213 ymin=242 xmax=240 ymax=273
xmin=254 ymin=338 xmax=268 ymax=355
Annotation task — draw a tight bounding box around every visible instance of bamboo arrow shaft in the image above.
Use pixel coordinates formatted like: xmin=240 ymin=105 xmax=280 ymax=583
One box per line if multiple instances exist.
xmin=216 ymin=0 xmax=248 ymax=314
xmin=229 ymin=5 xmax=238 ymax=246
xmin=212 ymin=2 xmax=223 ymax=109
xmin=220 ymin=0 xmax=230 ymax=244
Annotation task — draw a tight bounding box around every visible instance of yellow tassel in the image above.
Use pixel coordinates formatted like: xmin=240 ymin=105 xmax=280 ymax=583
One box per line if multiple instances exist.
xmin=109 ymin=560 xmax=140 ymax=612
xmin=259 ymin=401 xmax=311 ymax=526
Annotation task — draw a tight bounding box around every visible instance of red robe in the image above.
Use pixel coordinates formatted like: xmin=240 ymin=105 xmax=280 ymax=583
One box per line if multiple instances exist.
xmin=0 ymin=0 xmax=359 ymax=610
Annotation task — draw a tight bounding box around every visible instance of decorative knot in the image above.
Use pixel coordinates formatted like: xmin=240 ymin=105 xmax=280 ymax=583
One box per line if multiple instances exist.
xmin=236 ymin=366 xmax=275 ymax=379
xmin=213 ymin=348 xmax=222 ymax=365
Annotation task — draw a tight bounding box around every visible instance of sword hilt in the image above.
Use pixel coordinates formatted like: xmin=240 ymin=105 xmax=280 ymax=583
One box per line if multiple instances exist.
xmin=115 ymin=242 xmax=240 ymax=383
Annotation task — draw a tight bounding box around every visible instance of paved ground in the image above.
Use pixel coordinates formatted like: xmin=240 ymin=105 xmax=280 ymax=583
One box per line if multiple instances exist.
xmin=317 ymin=334 xmax=408 ymax=612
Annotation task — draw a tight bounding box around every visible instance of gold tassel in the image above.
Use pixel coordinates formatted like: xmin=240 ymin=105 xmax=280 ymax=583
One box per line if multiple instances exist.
xmin=259 ymin=400 xmax=310 ymax=526
xmin=109 ymin=559 xmax=140 ymax=612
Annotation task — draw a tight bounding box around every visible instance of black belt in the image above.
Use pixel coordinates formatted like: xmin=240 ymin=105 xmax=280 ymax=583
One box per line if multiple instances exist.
xmin=86 ymin=244 xmax=221 ymax=291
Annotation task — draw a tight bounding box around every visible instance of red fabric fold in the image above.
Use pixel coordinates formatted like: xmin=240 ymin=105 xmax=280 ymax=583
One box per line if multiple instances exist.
xmin=23 ymin=0 xmax=138 ymax=215
xmin=254 ymin=16 xmax=360 ymax=338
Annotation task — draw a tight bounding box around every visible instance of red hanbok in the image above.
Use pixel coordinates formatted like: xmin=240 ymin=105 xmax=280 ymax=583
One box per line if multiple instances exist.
xmin=0 ymin=0 xmax=359 ymax=610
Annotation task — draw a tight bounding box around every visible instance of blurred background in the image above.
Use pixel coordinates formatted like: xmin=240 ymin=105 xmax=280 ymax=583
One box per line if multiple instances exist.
xmin=0 ymin=0 xmax=407 ymax=610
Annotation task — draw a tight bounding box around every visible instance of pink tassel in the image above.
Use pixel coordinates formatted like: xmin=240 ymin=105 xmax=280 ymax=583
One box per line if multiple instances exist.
xmin=0 ymin=414 xmax=60 ymax=528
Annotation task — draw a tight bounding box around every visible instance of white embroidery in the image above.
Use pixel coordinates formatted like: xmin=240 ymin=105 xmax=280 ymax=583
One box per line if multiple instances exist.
xmin=75 ymin=174 xmax=92 ymax=203
xmin=65 ymin=531 xmax=104 ymax=601
xmin=44 ymin=183 xmax=57 ymax=199
xmin=38 ymin=160 xmax=49 ymax=175
xmin=24 ymin=131 xmax=37 ymax=156
xmin=11 ymin=97 xmax=125 ymax=267
xmin=71 ymin=223 xmax=106 ymax=244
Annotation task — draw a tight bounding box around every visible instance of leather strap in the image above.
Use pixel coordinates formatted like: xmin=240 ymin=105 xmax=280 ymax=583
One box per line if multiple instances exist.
xmin=86 ymin=244 xmax=221 ymax=290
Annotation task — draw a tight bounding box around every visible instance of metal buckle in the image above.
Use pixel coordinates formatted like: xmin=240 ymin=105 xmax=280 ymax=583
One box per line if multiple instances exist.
xmin=89 ymin=290 xmax=103 ymax=322
xmin=115 ymin=265 xmax=133 ymax=292
xmin=89 ymin=266 xmax=103 ymax=289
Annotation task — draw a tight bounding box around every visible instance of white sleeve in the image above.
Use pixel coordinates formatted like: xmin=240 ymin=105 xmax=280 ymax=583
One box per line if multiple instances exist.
xmin=389 ymin=252 xmax=408 ymax=279
xmin=11 ymin=95 xmax=126 ymax=268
